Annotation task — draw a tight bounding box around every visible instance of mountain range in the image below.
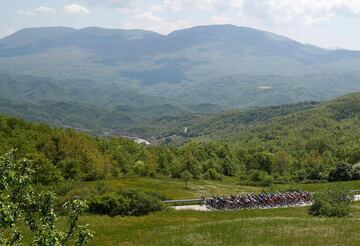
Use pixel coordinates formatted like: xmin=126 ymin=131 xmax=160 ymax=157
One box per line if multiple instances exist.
xmin=1 ymin=24 xmax=360 ymax=134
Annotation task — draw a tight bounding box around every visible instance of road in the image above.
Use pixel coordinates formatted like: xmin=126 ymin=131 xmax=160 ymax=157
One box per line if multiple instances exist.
xmin=174 ymin=195 xmax=360 ymax=211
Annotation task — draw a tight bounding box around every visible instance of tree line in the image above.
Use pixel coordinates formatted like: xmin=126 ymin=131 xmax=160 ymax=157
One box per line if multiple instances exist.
xmin=1 ymin=114 xmax=360 ymax=186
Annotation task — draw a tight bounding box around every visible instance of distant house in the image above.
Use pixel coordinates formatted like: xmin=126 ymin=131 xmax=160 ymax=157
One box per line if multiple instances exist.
xmin=135 ymin=138 xmax=151 ymax=145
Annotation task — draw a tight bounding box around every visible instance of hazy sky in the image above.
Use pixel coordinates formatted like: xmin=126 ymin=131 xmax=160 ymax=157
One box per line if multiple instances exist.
xmin=2 ymin=0 xmax=360 ymax=50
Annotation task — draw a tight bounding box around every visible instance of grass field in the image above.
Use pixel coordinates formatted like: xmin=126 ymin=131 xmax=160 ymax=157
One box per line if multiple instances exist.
xmin=77 ymin=177 xmax=360 ymax=200
xmin=79 ymin=177 xmax=263 ymax=200
xmin=42 ymin=178 xmax=360 ymax=245
xmin=79 ymin=202 xmax=360 ymax=245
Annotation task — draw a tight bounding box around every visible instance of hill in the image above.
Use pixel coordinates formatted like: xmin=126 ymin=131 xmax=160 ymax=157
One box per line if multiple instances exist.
xmin=3 ymin=92 xmax=360 ymax=185
xmin=152 ymin=93 xmax=360 ymax=153
xmin=0 ymin=74 xmax=222 ymax=133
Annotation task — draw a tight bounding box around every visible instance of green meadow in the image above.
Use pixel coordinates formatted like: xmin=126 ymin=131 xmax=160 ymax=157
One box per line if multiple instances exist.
xmin=51 ymin=178 xmax=360 ymax=245
xmin=79 ymin=202 xmax=360 ymax=245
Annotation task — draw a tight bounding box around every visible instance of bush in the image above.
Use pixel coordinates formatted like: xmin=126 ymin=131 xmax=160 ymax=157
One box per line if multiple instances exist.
xmin=291 ymin=169 xmax=307 ymax=182
xmin=239 ymin=170 xmax=273 ymax=187
xmin=121 ymin=190 xmax=164 ymax=216
xmin=87 ymin=190 xmax=164 ymax=217
xmin=87 ymin=193 xmax=130 ymax=217
xmin=309 ymin=186 xmax=353 ymax=217
xmin=328 ymin=162 xmax=353 ymax=181
xmin=26 ymin=153 xmax=63 ymax=185
xmin=203 ymin=168 xmax=223 ymax=180
xmin=352 ymin=163 xmax=360 ymax=180
xmin=273 ymin=174 xmax=291 ymax=184
xmin=250 ymin=170 xmax=273 ymax=186
xmin=133 ymin=160 xmax=147 ymax=176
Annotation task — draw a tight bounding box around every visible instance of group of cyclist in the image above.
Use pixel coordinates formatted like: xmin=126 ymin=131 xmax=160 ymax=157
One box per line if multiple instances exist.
xmin=203 ymin=191 xmax=313 ymax=210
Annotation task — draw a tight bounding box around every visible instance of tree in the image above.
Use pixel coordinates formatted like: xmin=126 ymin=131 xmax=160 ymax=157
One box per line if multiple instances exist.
xmin=304 ymin=150 xmax=328 ymax=181
xmin=328 ymin=162 xmax=353 ymax=181
xmin=274 ymin=150 xmax=289 ymax=175
xmin=257 ymin=151 xmax=275 ymax=174
xmin=26 ymin=153 xmax=63 ymax=185
xmin=181 ymin=170 xmax=193 ymax=189
xmin=0 ymin=150 xmax=93 ymax=245
xmin=133 ymin=160 xmax=147 ymax=176
xmin=352 ymin=163 xmax=360 ymax=180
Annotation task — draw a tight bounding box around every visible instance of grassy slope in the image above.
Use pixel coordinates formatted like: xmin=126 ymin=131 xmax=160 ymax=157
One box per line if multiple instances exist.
xmin=80 ymin=203 xmax=360 ymax=245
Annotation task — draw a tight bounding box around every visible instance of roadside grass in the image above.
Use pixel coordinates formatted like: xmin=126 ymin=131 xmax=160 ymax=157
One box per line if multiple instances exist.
xmin=274 ymin=179 xmax=360 ymax=193
xmin=78 ymin=202 xmax=360 ymax=246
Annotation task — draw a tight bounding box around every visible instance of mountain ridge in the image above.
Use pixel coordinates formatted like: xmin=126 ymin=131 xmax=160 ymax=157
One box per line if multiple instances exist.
xmin=1 ymin=24 xmax=360 ymax=130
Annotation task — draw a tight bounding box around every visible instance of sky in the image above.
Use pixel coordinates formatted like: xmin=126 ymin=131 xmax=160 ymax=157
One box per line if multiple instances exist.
xmin=2 ymin=0 xmax=360 ymax=50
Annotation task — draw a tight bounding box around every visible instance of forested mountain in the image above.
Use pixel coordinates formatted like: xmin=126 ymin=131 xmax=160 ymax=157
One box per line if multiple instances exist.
xmin=0 ymin=74 xmax=222 ymax=131
xmin=146 ymin=93 xmax=360 ymax=150
xmin=1 ymin=24 xmax=360 ymax=111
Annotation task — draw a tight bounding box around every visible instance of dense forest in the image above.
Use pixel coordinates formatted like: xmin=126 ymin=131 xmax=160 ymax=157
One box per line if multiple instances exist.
xmin=2 ymin=93 xmax=360 ymax=187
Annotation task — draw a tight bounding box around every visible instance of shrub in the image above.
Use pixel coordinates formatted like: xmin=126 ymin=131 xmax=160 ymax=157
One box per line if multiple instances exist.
xmin=251 ymin=170 xmax=273 ymax=186
xmin=291 ymin=169 xmax=307 ymax=182
xmin=273 ymin=175 xmax=290 ymax=184
xmin=133 ymin=160 xmax=147 ymax=176
xmin=121 ymin=190 xmax=164 ymax=216
xmin=309 ymin=186 xmax=353 ymax=217
xmin=87 ymin=190 xmax=164 ymax=217
xmin=203 ymin=168 xmax=223 ymax=180
xmin=352 ymin=163 xmax=360 ymax=180
xmin=328 ymin=162 xmax=353 ymax=181
xmin=87 ymin=193 xmax=130 ymax=217
xmin=239 ymin=170 xmax=273 ymax=187
xmin=26 ymin=153 xmax=63 ymax=185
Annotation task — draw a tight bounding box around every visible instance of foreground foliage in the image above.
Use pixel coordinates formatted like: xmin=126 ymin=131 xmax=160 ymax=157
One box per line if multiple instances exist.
xmin=0 ymin=151 xmax=92 ymax=245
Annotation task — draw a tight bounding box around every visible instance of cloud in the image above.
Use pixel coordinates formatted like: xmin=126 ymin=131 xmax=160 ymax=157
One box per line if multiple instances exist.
xmin=17 ymin=6 xmax=57 ymax=16
xmin=78 ymin=0 xmax=360 ymax=34
xmin=210 ymin=15 xmax=234 ymax=24
xmin=85 ymin=0 xmax=133 ymax=8
xmin=64 ymin=4 xmax=90 ymax=14
xmin=134 ymin=11 xmax=164 ymax=23
xmin=117 ymin=6 xmax=190 ymax=33
xmin=35 ymin=6 xmax=57 ymax=15
xmin=238 ymin=0 xmax=360 ymax=26
xmin=17 ymin=10 xmax=35 ymax=16
xmin=0 ymin=28 xmax=16 ymax=38
xmin=150 ymin=0 xmax=184 ymax=12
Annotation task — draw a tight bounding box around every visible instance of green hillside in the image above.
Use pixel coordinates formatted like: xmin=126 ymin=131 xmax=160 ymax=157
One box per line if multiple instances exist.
xmin=148 ymin=93 xmax=360 ymax=147
xmin=0 ymin=74 xmax=222 ymax=132
xmin=3 ymin=92 xmax=360 ymax=186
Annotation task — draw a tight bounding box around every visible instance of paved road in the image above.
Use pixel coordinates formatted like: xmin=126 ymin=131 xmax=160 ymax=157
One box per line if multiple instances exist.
xmin=174 ymin=205 xmax=209 ymax=211
xmin=174 ymin=195 xmax=360 ymax=211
